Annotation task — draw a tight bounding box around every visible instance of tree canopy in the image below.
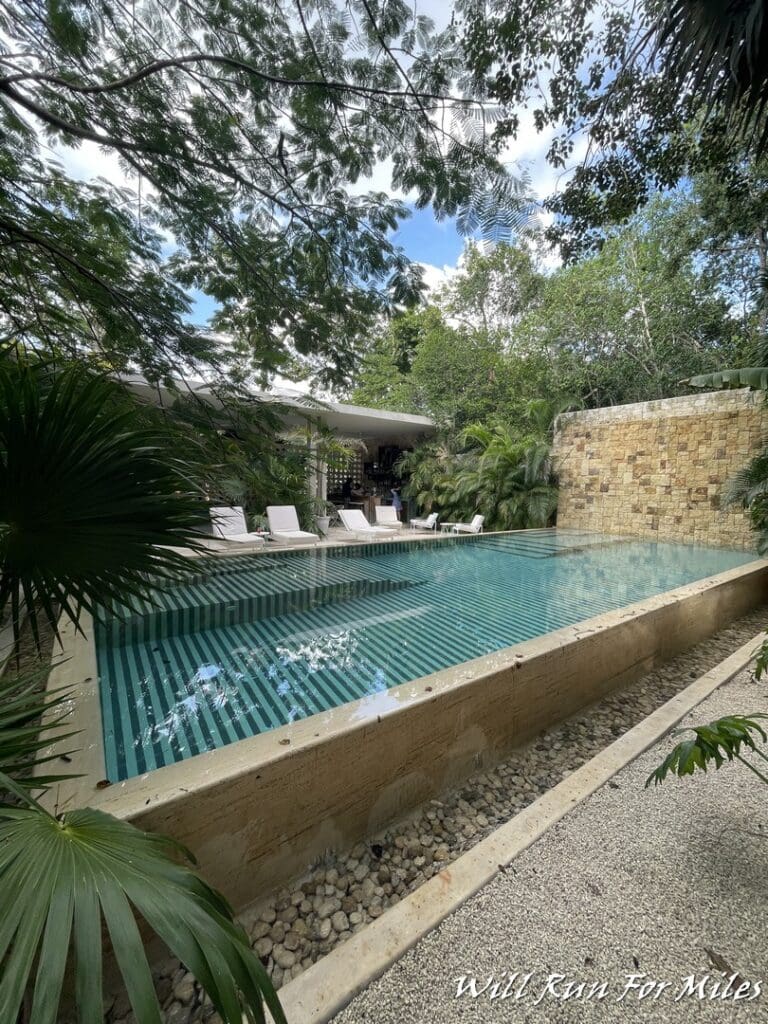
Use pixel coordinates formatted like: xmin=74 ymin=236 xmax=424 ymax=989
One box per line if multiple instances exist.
xmin=0 ymin=0 xmax=532 ymax=386
xmin=456 ymin=0 xmax=768 ymax=261
xmin=351 ymin=191 xmax=749 ymax=425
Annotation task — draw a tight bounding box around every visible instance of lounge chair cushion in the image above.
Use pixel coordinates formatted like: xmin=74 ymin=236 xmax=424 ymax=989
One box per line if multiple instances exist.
xmin=210 ymin=506 xmax=264 ymax=544
xmin=339 ymin=509 xmax=396 ymax=537
xmin=375 ymin=505 xmax=402 ymax=527
xmin=453 ymin=515 xmax=484 ymax=534
xmin=271 ymin=529 xmax=319 ymax=542
xmin=266 ymin=505 xmax=319 ymax=542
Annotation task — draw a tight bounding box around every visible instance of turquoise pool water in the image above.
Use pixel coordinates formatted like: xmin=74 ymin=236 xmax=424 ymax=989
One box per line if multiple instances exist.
xmin=97 ymin=530 xmax=757 ymax=781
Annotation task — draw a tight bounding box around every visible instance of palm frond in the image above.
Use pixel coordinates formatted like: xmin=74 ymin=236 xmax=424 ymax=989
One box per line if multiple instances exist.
xmin=684 ymin=366 xmax=768 ymax=389
xmin=723 ymin=445 xmax=768 ymax=507
xmin=0 ymin=664 xmax=77 ymax=789
xmin=0 ymin=358 xmax=209 ymax=649
xmin=0 ymin=796 xmax=286 ymax=1024
xmin=404 ymin=427 xmax=559 ymax=530
xmin=654 ymin=0 xmax=768 ymax=154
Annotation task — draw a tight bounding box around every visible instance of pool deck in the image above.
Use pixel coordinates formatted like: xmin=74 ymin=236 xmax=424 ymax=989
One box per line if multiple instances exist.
xmin=328 ymin=664 xmax=768 ymax=1023
xmin=187 ymin=523 xmax=469 ymax=557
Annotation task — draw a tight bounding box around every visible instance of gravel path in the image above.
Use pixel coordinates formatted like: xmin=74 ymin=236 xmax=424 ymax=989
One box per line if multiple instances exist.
xmin=333 ymin=666 xmax=768 ymax=1024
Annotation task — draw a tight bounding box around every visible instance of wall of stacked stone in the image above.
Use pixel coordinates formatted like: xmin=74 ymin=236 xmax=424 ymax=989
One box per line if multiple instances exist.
xmin=553 ymin=389 xmax=768 ymax=549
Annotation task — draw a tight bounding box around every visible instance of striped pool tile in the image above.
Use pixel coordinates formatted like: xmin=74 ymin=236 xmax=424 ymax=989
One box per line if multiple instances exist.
xmin=97 ymin=530 xmax=757 ymax=781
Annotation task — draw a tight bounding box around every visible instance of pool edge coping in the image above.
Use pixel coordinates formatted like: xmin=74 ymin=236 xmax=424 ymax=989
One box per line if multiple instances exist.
xmin=270 ymin=628 xmax=768 ymax=1024
xmin=39 ymin=555 xmax=768 ymax=815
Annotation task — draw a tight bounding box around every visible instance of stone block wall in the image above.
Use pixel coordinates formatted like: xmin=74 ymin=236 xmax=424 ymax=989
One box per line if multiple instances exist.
xmin=553 ymin=390 xmax=768 ymax=549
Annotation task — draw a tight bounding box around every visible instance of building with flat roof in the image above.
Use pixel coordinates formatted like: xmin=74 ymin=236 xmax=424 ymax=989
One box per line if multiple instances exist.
xmin=125 ymin=376 xmax=436 ymax=510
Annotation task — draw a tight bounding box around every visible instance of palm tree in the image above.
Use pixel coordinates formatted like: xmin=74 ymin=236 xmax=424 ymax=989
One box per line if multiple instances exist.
xmin=722 ymin=444 xmax=768 ymax=553
xmin=459 ymin=424 xmax=558 ymax=530
xmin=0 ymin=354 xmax=208 ymax=647
xmin=397 ymin=440 xmax=474 ymax=521
xmin=0 ymin=354 xmax=285 ymax=1024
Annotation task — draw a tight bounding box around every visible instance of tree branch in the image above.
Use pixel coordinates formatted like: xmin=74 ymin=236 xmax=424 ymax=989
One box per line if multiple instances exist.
xmin=0 ymin=53 xmax=473 ymax=104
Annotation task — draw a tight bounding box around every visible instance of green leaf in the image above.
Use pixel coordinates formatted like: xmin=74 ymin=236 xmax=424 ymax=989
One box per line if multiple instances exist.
xmin=684 ymin=367 xmax=768 ymax=390
xmin=0 ymin=356 xmax=209 ymax=651
xmin=646 ymin=713 xmax=768 ymax=787
xmin=0 ymin=804 xmax=287 ymax=1024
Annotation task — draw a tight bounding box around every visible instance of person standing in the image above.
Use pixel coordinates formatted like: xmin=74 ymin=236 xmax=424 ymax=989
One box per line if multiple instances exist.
xmin=390 ymin=486 xmax=403 ymax=521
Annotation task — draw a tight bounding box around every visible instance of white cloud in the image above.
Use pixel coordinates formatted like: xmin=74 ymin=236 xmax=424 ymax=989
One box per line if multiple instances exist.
xmin=418 ymin=260 xmax=458 ymax=296
xmin=49 ymin=138 xmax=131 ymax=186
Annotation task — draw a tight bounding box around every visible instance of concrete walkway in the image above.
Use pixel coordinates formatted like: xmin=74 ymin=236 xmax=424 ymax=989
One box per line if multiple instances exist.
xmin=334 ymin=669 xmax=768 ymax=1023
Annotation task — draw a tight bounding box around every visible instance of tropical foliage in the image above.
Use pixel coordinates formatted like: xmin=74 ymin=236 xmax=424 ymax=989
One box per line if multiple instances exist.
xmin=351 ymin=194 xmax=751 ymax=429
xmin=352 ymin=190 xmax=751 ymax=532
xmin=678 ymin=151 xmax=768 ymax=390
xmin=0 ymin=794 xmax=286 ymax=1024
xmin=154 ymin=389 xmax=318 ymax=528
xmin=456 ymin=0 xmax=768 ymax=261
xmin=0 ymin=735 xmax=285 ymax=1024
xmin=352 ymin=306 xmax=517 ymax=428
xmin=516 ymin=197 xmax=748 ymax=406
xmin=0 ymin=354 xmax=208 ymax=648
xmin=0 ymin=661 xmax=74 ymax=789
xmin=653 ymin=0 xmax=768 ymax=155
xmin=396 ymin=438 xmax=473 ymax=523
xmin=397 ymin=401 xmax=563 ymax=531
xmin=0 ymin=362 xmax=285 ymax=1023
xmin=456 ymin=423 xmax=558 ymax=530
xmin=633 ymin=6 xmax=768 ymax=795
xmin=723 ymin=446 xmax=768 ymax=555
xmin=646 ymin=714 xmax=768 ymax=788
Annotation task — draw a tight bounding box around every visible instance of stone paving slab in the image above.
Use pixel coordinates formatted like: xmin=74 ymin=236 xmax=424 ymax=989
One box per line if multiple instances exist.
xmin=333 ymin=668 xmax=768 ymax=1023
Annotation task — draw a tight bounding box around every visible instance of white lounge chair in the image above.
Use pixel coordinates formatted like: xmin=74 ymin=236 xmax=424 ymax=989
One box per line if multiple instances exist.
xmin=452 ymin=514 xmax=485 ymax=534
xmin=210 ymin=506 xmax=266 ymax=545
xmin=375 ymin=505 xmax=404 ymax=529
xmin=410 ymin=512 xmax=438 ymax=532
xmin=266 ymin=505 xmax=320 ymax=544
xmin=338 ymin=508 xmax=397 ymax=540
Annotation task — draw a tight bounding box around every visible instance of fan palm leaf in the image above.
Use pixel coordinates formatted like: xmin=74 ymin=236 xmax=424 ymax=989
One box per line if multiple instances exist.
xmin=0 ymin=357 xmax=208 ymax=648
xmin=721 ymin=440 xmax=768 ymax=553
xmin=0 ymin=358 xmax=286 ymax=1023
xmin=0 ymin=790 xmax=286 ymax=1024
xmin=723 ymin=445 xmax=768 ymax=506
xmin=409 ymin=423 xmax=559 ymax=531
xmin=0 ymin=663 xmax=76 ymax=788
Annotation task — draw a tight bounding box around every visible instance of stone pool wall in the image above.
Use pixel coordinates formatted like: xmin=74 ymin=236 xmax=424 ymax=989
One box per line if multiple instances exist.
xmin=554 ymin=389 xmax=768 ymax=548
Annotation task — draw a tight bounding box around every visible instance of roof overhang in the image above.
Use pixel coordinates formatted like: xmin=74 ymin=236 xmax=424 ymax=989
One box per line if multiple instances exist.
xmin=122 ymin=377 xmax=436 ymax=440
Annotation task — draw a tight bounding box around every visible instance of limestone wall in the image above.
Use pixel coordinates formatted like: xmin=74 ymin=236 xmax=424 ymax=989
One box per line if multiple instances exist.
xmin=554 ymin=390 xmax=768 ymax=549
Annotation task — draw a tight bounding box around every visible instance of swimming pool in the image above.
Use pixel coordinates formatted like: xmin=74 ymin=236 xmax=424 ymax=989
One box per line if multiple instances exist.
xmin=97 ymin=530 xmax=757 ymax=781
